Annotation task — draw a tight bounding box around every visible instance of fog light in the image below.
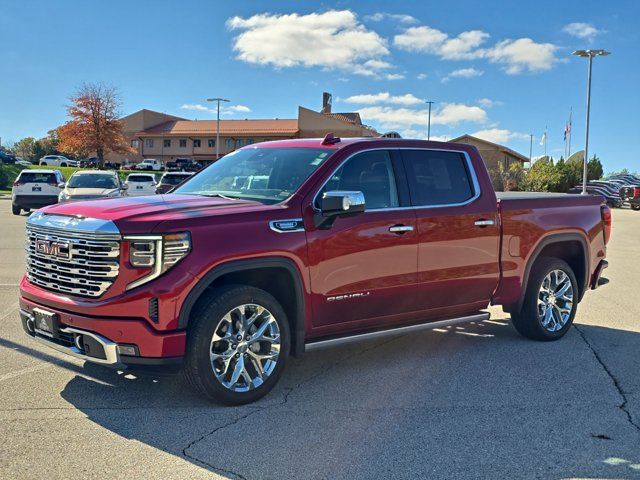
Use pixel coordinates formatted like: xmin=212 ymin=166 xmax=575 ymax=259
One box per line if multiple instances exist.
xmin=116 ymin=344 xmax=139 ymax=356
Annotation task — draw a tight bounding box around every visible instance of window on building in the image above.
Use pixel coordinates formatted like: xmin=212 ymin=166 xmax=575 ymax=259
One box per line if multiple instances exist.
xmin=246 ymin=138 xmax=254 ymax=145
xmin=193 ymin=139 xmax=201 ymax=148
xmin=235 ymin=139 xmax=243 ymax=148
xmin=179 ymin=139 xmax=187 ymax=148
xmin=145 ymin=139 xmax=154 ymax=148
xmin=401 ymin=149 xmax=475 ymax=207
xmin=163 ymin=139 xmax=171 ymax=148
xmin=225 ymin=138 xmax=233 ymax=148
xmin=131 ymin=139 xmax=140 ymax=148
xmin=208 ymin=139 xmax=215 ymax=148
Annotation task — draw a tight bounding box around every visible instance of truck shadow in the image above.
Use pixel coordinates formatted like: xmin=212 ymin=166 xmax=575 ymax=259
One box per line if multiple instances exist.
xmin=57 ymin=319 xmax=640 ymax=479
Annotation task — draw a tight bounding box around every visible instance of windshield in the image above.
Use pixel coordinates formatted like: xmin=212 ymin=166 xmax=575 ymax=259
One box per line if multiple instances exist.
xmin=162 ymin=174 xmax=192 ymax=185
xmin=174 ymin=148 xmax=332 ymax=204
xmin=127 ymin=175 xmax=155 ymax=182
xmin=68 ymin=174 xmax=118 ymax=189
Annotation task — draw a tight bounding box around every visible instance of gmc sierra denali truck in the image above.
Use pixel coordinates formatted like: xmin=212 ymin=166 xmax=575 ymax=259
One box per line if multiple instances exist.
xmin=19 ymin=137 xmax=611 ymax=405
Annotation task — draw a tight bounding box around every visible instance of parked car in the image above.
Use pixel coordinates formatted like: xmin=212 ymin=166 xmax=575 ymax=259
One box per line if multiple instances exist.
xmin=103 ymin=161 xmax=120 ymax=170
xmin=176 ymin=158 xmax=202 ymax=172
xmin=38 ymin=155 xmax=78 ymax=167
xmin=79 ymin=157 xmax=98 ymax=168
xmin=15 ymin=158 xmax=34 ymax=167
xmin=58 ymin=170 xmax=126 ymax=202
xmin=620 ymin=185 xmax=640 ymax=210
xmin=568 ymin=185 xmax=623 ymax=208
xmin=19 ymin=137 xmax=611 ymax=405
xmin=155 ymin=172 xmax=193 ymax=194
xmin=125 ymin=173 xmax=157 ymax=196
xmin=0 ymin=151 xmax=17 ymax=164
xmin=121 ymin=161 xmax=137 ymax=171
xmin=11 ymin=169 xmax=65 ymax=215
xmin=136 ymin=158 xmax=164 ymax=171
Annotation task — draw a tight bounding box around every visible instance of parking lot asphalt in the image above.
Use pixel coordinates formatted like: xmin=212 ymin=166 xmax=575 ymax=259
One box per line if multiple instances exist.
xmin=0 ymin=198 xmax=639 ymax=480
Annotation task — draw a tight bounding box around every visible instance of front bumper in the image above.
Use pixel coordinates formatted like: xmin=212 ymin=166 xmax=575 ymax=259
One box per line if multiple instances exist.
xmin=19 ymin=298 xmax=186 ymax=373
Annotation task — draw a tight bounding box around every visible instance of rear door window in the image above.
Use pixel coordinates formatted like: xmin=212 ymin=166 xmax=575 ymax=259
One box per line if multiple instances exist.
xmin=401 ymin=150 xmax=475 ymax=207
xmin=19 ymin=172 xmax=57 ymax=184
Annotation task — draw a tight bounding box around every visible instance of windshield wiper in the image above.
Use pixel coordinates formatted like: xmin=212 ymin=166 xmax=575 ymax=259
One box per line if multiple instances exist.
xmin=199 ymin=193 xmax=240 ymax=200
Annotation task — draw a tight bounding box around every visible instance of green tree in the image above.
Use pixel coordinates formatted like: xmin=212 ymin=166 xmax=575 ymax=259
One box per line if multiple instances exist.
xmin=12 ymin=137 xmax=37 ymax=161
xmin=522 ymin=158 xmax=562 ymax=192
xmin=500 ymin=162 xmax=525 ymax=191
xmin=587 ymin=155 xmax=603 ymax=181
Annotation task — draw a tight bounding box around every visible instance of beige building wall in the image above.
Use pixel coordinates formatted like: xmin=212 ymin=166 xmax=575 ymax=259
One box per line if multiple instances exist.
xmin=297 ymin=107 xmax=376 ymax=138
xmin=453 ymin=136 xmax=525 ymax=173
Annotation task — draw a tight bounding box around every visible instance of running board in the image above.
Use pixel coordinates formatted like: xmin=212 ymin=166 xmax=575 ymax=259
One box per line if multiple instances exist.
xmin=305 ymin=312 xmax=490 ymax=352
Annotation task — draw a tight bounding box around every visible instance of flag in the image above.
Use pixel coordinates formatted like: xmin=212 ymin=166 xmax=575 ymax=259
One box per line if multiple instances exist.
xmin=540 ymin=131 xmax=547 ymax=146
xmin=564 ymin=123 xmax=568 ymax=141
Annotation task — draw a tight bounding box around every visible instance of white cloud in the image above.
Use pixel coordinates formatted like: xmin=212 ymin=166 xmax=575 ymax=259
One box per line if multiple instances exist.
xmin=471 ymin=128 xmax=529 ymax=143
xmin=180 ymin=103 xmax=252 ymax=115
xmin=180 ymin=103 xmax=209 ymax=111
xmin=366 ymin=13 xmax=417 ymax=24
xmin=477 ymin=98 xmax=502 ymax=108
xmin=393 ymin=26 xmax=489 ymax=60
xmin=563 ymin=22 xmax=602 ymax=40
xmin=358 ymin=103 xmax=487 ymax=129
xmin=385 ymin=73 xmax=405 ymax=80
xmin=417 ymin=72 xmax=428 ymax=79
xmin=343 ymin=92 xmax=423 ymax=105
xmin=483 ymin=38 xmax=557 ymax=74
xmin=394 ymin=24 xmax=558 ymax=75
xmin=227 ymin=10 xmax=391 ymax=77
xmin=442 ymin=67 xmax=483 ymax=82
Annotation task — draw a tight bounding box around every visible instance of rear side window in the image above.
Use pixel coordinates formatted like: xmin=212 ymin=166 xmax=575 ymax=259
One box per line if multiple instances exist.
xmin=18 ymin=172 xmax=57 ymax=183
xmin=402 ymin=150 xmax=475 ymax=207
xmin=127 ymin=175 xmax=155 ymax=182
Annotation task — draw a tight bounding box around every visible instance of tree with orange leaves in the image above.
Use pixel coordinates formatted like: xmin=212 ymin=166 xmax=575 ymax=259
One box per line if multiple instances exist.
xmin=57 ymin=83 xmax=132 ymax=166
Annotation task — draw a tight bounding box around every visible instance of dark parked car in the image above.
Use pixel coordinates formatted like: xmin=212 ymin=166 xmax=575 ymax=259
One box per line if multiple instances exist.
xmin=155 ymin=172 xmax=193 ymax=193
xmin=0 ymin=151 xmax=17 ymax=164
xmin=167 ymin=158 xmax=202 ymax=172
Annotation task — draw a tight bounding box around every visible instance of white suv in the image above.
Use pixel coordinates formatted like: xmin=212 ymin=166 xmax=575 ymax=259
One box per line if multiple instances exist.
xmin=125 ymin=173 xmax=157 ymax=196
xmin=38 ymin=155 xmax=78 ymax=167
xmin=11 ymin=169 xmax=65 ymax=215
xmin=136 ymin=159 xmax=164 ymax=171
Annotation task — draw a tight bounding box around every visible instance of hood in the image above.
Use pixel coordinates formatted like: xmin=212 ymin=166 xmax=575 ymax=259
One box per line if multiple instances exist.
xmin=65 ymin=187 xmax=119 ymax=197
xmin=41 ymin=194 xmax=274 ymax=234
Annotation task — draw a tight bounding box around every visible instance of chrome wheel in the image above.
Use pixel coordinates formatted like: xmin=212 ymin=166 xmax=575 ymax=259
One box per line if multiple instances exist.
xmin=209 ymin=304 xmax=281 ymax=392
xmin=537 ymin=269 xmax=574 ymax=332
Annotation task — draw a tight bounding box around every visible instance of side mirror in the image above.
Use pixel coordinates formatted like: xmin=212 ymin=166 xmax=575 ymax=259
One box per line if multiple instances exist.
xmin=57 ymin=182 xmax=65 ymax=188
xmin=314 ymin=190 xmax=365 ymax=229
xmin=121 ymin=184 xmax=129 ymax=190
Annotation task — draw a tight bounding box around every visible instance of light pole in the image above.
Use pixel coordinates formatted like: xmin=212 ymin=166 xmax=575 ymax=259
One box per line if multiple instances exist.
xmin=424 ymin=101 xmax=435 ymax=140
xmin=572 ymin=49 xmax=610 ymax=194
xmin=206 ymin=97 xmax=230 ymax=160
xmin=529 ymin=134 xmax=533 ymax=165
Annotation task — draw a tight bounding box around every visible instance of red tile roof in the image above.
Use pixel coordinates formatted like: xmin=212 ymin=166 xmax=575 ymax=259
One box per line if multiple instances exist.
xmin=137 ymin=119 xmax=299 ymax=137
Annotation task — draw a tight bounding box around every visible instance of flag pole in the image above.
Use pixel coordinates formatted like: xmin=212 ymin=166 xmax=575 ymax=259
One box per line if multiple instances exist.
xmin=568 ymin=107 xmax=572 ymax=157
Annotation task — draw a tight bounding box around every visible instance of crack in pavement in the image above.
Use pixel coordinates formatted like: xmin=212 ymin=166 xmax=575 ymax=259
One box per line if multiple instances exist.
xmin=574 ymin=324 xmax=640 ymax=433
xmin=180 ymin=334 xmax=405 ymax=479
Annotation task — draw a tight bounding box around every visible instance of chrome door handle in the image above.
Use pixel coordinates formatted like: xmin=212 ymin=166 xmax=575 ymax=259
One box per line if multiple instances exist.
xmin=389 ymin=225 xmax=414 ymax=233
xmin=474 ymin=219 xmax=495 ymax=227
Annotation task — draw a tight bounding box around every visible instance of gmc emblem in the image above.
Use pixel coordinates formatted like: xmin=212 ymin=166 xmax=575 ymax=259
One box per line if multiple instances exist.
xmin=35 ymin=239 xmax=71 ymax=260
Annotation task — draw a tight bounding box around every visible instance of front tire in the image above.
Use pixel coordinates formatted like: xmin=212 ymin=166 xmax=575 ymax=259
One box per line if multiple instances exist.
xmin=631 ymin=204 xmax=640 ymax=211
xmin=12 ymin=204 xmax=20 ymax=215
xmin=511 ymin=257 xmax=578 ymax=341
xmin=183 ymin=285 xmax=290 ymax=405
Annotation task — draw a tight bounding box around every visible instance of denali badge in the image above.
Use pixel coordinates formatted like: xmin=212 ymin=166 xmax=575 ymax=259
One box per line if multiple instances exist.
xmin=35 ymin=239 xmax=71 ymax=260
xmin=327 ymin=292 xmax=371 ymax=302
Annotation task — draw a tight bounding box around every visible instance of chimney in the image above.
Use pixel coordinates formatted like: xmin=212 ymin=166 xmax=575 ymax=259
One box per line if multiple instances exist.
xmin=321 ymin=92 xmax=332 ymax=114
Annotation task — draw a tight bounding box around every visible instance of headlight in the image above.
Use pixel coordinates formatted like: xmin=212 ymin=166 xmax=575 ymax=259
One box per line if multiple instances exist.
xmin=124 ymin=232 xmax=191 ymax=290
xmin=58 ymin=191 xmax=70 ymax=202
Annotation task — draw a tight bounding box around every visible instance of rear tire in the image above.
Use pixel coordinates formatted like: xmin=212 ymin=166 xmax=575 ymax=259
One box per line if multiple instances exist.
xmin=511 ymin=257 xmax=578 ymax=341
xmin=632 ymin=204 xmax=640 ymax=211
xmin=60 ymin=163 xmax=67 ymax=167
xmin=183 ymin=285 xmax=290 ymax=405
xmin=40 ymin=162 xmax=47 ymax=166
xmin=11 ymin=204 xmax=20 ymax=215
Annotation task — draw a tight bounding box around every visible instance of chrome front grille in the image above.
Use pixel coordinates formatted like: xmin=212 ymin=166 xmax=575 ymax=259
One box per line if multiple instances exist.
xmin=25 ymin=222 xmax=121 ymax=298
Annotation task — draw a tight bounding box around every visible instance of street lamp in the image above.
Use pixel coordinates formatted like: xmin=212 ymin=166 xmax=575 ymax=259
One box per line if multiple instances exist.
xmin=572 ymin=49 xmax=610 ymax=194
xmin=206 ymin=97 xmax=230 ymax=160
xmin=425 ymin=100 xmax=434 ymax=140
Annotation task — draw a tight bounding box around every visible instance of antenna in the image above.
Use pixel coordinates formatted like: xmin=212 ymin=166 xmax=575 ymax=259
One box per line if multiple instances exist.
xmin=322 ymin=133 xmax=341 ymax=145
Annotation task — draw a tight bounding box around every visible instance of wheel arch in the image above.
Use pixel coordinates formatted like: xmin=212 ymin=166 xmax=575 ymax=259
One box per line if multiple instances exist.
xmin=178 ymin=257 xmax=306 ymax=357
xmin=517 ymin=232 xmax=589 ymax=312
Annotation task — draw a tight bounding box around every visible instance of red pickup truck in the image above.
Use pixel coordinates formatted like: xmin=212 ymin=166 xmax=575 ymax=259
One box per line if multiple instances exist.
xmin=19 ymin=137 xmax=611 ymax=405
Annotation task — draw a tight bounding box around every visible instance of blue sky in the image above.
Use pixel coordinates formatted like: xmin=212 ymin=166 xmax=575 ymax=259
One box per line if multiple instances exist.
xmin=1 ymin=0 xmax=637 ymax=172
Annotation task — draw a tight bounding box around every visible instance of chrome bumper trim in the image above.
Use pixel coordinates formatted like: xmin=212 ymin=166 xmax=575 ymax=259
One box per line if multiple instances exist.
xmin=20 ymin=309 xmax=123 ymax=367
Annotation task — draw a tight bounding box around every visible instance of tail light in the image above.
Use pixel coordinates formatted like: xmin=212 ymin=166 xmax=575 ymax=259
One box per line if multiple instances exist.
xmin=634 ymin=187 xmax=640 ymax=197
xmin=47 ymin=182 xmax=58 ymax=186
xmin=12 ymin=180 xmax=23 ymax=186
xmin=601 ymin=204 xmax=612 ymax=245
